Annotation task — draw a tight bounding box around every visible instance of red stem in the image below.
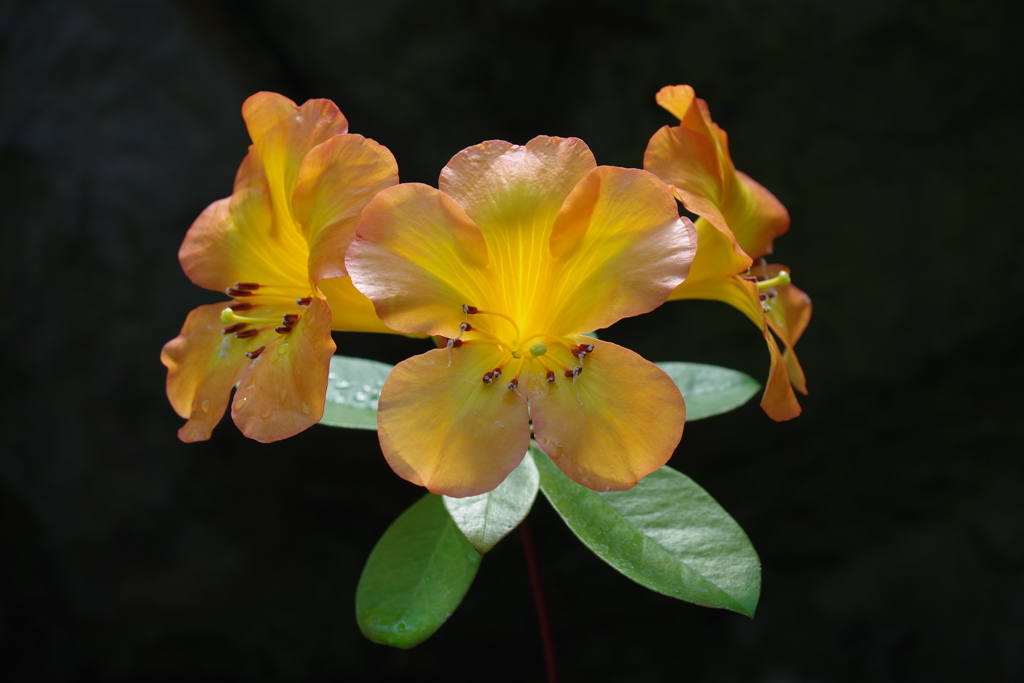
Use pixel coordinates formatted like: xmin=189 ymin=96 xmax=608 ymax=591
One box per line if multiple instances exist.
xmin=520 ymin=516 xmax=559 ymax=683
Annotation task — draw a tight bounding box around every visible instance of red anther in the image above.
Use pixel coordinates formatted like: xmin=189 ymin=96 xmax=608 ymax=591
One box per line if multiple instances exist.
xmin=579 ymin=343 xmax=595 ymax=353
xmin=282 ymin=313 xmax=300 ymax=324
xmin=564 ymin=369 xmax=575 ymax=378
xmin=296 ymin=297 xmax=313 ymax=306
xmin=245 ymin=345 xmax=265 ymax=359
xmin=234 ymin=282 xmax=260 ymax=291
xmin=546 ymin=370 xmax=556 ymax=383
xmin=571 ymin=348 xmax=582 ymax=357
xmin=462 ymin=305 xmax=479 ymax=315
xmin=235 ymin=329 xmax=259 ymax=339
xmin=460 ymin=322 xmax=472 ymax=332
xmin=507 ymin=378 xmax=518 ymax=390
xmin=492 ymin=367 xmax=502 ymax=378
xmin=229 ymin=302 xmax=253 ymax=311
xmin=758 ymin=293 xmax=768 ymax=301
xmin=222 ymin=323 xmax=247 ymax=335
xmin=226 ymin=288 xmax=253 ymax=297
xmin=482 ymin=372 xmax=493 ymax=384
xmin=573 ymin=366 xmax=583 ymax=377
xmin=275 ymin=325 xmax=293 ymax=334
xmin=452 ymin=339 xmax=463 ymax=348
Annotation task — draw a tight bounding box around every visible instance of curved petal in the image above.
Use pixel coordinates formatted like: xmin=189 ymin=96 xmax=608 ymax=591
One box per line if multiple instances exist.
xmin=528 ymin=340 xmax=685 ymax=491
xmin=760 ymin=327 xmax=802 ymax=420
xmin=178 ymin=150 xmax=308 ymax=292
xmin=318 ymin=275 xmax=398 ymax=334
xmin=346 ymin=183 xmax=492 ymax=336
xmin=727 ymin=171 xmax=790 ymax=261
xmin=161 ymin=303 xmax=248 ymax=443
xmin=544 ymin=167 xmax=697 ymax=334
xmin=377 ymin=344 xmax=532 ymax=497
xmin=242 ymin=93 xmax=348 ymax=234
xmin=292 ymin=134 xmax=399 ymax=283
xmin=646 ymin=85 xmax=789 ymax=260
xmin=230 ymin=299 xmax=337 ymax=442
xmin=669 ymin=218 xmax=759 ymax=324
xmin=439 ymin=136 xmax=596 ymax=239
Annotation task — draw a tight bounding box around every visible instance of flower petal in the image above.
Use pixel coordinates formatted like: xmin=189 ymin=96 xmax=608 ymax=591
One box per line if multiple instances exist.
xmin=347 ymin=183 xmax=492 ymax=336
xmin=317 ymin=276 xmax=397 ymax=334
xmin=439 ymin=136 xmax=596 ymax=239
xmin=376 ymin=344 xmax=532 ymax=497
xmin=528 ymin=340 xmax=685 ymax=491
xmin=292 ymin=134 xmax=399 ymax=283
xmin=646 ymin=85 xmax=789 ymax=260
xmin=229 ymin=299 xmax=337 ymax=442
xmin=545 ymin=167 xmax=697 ymax=334
xmin=242 ymin=93 xmax=348 ymax=233
xmin=760 ymin=327 xmax=802 ymax=420
xmin=668 ymin=218 xmax=758 ymax=322
xmin=178 ymin=150 xmax=308 ymax=292
xmin=161 ymin=303 xmax=249 ymax=443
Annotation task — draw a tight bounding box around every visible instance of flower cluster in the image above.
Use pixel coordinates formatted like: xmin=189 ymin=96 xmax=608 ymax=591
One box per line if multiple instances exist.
xmin=163 ymin=87 xmax=810 ymax=496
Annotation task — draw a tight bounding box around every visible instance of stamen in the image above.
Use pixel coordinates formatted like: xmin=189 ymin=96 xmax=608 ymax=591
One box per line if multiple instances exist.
xmin=275 ymin=325 xmax=293 ymax=334
xmin=546 ymin=370 xmax=556 ymax=383
xmin=482 ymin=371 xmax=493 ymax=384
xmin=282 ymin=313 xmax=299 ymax=325
xmin=234 ymin=282 xmax=260 ymax=291
xmin=578 ymin=343 xmax=595 ymax=354
xmin=462 ymin=304 xmax=479 ymax=315
xmin=222 ymin=323 xmax=247 ymax=334
xmin=492 ymin=367 xmax=502 ymax=379
xmin=296 ymin=297 xmax=313 ymax=307
xmin=226 ymin=288 xmax=253 ymax=297
xmin=756 ymin=270 xmax=791 ymax=292
xmin=758 ymin=293 xmax=768 ymax=302
xmin=460 ymin=322 xmax=472 ymax=333
xmin=235 ymin=329 xmax=259 ymax=339
xmin=229 ymin=302 xmax=253 ymax=311
xmin=246 ymin=346 xmax=265 ymax=359
xmin=507 ymin=378 xmax=518 ymax=390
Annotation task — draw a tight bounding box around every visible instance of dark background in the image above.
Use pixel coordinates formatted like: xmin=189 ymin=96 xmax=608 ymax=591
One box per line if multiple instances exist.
xmin=2 ymin=0 xmax=1022 ymax=680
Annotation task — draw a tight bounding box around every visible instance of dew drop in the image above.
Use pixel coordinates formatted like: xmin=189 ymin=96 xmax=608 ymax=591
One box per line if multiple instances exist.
xmin=278 ymin=389 xmax=287 ymax=404
xmin=260 ymin=409 xmax=272 ymax=419
xmin=301 ymin=403 xmax=312 ymax=415
xmin=201 ymin=399 xmax=210 ymax=413
xmin=232 ymin=397 xmax=246 ymax=412
xmin=277 ymin=343 xmax=291 ymax=356
xmin=354 ymin=391 xmax=368 ymax=402
xmin=337 ymin=380 xmax=350 ymax=389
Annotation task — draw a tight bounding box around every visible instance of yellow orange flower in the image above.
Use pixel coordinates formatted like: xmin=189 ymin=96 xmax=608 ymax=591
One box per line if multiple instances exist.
xmin=161 ymin=92 xmax=399 ymax=443
xmin=644 ymin=85 xmax=812 ymax=420
xmin=346 ymin=137 xmax=697 ymax=497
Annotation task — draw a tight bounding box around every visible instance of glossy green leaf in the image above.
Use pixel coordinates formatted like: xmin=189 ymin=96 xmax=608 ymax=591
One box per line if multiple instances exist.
xmin=531 ymin=446 xmax=760 ymax=616
xmin=655 ymin=362 xmax=760 ymax=421
xmin=582 ymin=330 xmax=599 ymax=339
xmin=319 ymin=355 xmax=392 ymax=430
xmin=443 ymin=453 xmax=539 ymax=554
xmin=356 ymin=494 xmax=481 ymax=648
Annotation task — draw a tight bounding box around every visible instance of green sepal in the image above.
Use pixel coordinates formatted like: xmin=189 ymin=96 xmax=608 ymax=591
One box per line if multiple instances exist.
xmin=655 ymin=361 xmax=760 ymax=421
xmin=319 ymin=355 xmax=392 ymax=430
xmin=356 ymin=494 xmax=481 ymax=648
xmin=531 ymin=446 xmax=760 ymax=616
xmin=443 ymin=453 xmax=539 ymax=554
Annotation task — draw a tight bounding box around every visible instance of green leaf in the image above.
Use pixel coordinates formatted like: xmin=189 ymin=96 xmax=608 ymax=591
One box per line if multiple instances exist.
xmin=356 ymin=494 xmax=481 ymax=648
xmin=531 ymin=446 xmax=760 ymax=616
xmin=655 ymin=361 xmax=760 ymax=421
xmin=319 ymin=355 xmax=393 ymax=430
xmin=582 ymin=330 xmax=599 ymax=339
xmin=443 ymin=453 xmax=539 ymax=554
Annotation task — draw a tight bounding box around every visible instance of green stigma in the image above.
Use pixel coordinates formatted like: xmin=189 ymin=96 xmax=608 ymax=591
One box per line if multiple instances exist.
xmin=220 ymin=308 xmax=236 ymax=323
xmin=757 ymin=270 xmax=791 ymax=292
xmin=529 ymin=342 xmax=548 ymax=357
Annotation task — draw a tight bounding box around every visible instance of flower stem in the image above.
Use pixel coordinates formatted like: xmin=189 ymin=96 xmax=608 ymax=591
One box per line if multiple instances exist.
xmin=520 ymin=515 xmax=559 ymax=683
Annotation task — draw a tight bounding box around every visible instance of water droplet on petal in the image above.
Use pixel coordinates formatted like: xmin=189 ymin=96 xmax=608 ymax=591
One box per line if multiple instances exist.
xmin=201 ymin=399 xmax=210 ymax=413
xmin=277 ymin=343 xmax=291 ymax=356
xmin=232 ymin=397 xmax=246 ymax=412
xmin=301 ymin=403 xmax=311 ymax=415
xmin=260 ymin=409 xmax=272 ymax=419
